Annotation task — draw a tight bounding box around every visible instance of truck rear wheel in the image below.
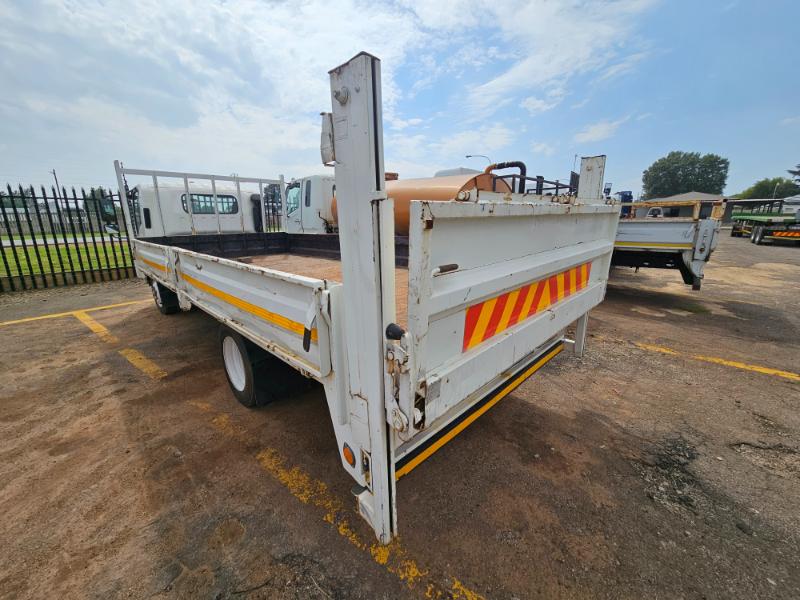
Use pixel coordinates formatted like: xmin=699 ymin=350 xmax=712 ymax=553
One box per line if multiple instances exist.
xmin=218 ymin=326 xmax=311 ymax=408
xmin=150 ymin=279 xmax=179 ymax=314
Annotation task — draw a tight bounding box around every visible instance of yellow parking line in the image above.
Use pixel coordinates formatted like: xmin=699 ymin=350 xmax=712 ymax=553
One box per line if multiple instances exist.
xmin=73 ymin=311 xmax=119 ymax=344
xmin=117 ymin=348 xmax=167 ymax=380
xmin=73 ymin=311 xmax=166 ymax=380
xmin=200 ymin=406 xmax=484 ymax=599
xmin=634 ymin=342 xmax=799 ymax=382
xmin=0 ymin=299 xmax=149 ymax=327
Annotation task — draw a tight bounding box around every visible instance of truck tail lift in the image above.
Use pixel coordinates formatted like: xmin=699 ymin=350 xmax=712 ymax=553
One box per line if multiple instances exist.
xmin=117 ymin=52 xmax=620 ymax=544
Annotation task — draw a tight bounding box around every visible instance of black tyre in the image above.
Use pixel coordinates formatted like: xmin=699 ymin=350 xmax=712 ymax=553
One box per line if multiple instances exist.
xmin=753 ymin=226 xmax=765 ymax=245
xmin=692 ymin=276 xmax=701 ymax=291
xmin=150 ymin=278 xmax=180 ymax=314
xmin=749 ymin=226 xmax=757 ymax=243
xmin=218 ymin=326 xmax=311 ymax=409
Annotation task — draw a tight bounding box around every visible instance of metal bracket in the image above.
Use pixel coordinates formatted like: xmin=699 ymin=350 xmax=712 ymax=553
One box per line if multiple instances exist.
xmin=385 ymin=343 xmax=410 ymax=432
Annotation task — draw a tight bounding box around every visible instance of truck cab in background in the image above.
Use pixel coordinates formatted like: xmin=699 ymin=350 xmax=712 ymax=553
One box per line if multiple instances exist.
xmin=284 ymin=175 xmax=336 ymax=234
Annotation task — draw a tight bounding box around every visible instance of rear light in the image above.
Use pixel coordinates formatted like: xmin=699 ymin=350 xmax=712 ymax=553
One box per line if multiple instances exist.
xmin=342 ymin=443 xmax=355 ymax=467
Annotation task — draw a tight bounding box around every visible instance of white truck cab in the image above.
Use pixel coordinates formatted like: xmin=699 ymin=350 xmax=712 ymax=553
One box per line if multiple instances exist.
xmin=284 ymin=175 xmax=336 ymax=234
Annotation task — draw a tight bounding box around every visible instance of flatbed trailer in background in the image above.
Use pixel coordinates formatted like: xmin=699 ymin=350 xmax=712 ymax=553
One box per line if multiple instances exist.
xmin=117 ymin=53 xmax=620 ymax=544
xmin=731 ymin=200 xmax=800 ymax=245
xmin=612 ymin=199 xmax=722 ymax=290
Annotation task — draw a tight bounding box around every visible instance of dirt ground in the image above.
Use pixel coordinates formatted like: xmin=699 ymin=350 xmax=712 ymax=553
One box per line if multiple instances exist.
xmin=1 ymin=234 xmax=798 ymax=599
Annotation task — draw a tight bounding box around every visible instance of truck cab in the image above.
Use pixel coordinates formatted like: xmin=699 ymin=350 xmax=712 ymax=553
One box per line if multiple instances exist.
xmin=284 ymin=175 xmax=336 ymax=234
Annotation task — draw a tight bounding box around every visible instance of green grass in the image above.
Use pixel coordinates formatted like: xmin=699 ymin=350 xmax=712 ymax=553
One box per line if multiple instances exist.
xmin=1 ymin=242 xmax=132 ymax=277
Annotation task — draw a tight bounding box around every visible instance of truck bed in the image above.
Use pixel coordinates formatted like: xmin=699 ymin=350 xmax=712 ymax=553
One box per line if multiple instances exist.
xmin=239 ymin=253 xmax=410 ymax=326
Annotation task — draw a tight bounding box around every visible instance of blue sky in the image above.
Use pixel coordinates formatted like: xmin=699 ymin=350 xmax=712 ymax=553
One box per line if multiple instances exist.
xmin=0 ymin=0 xmax=798 ymax=196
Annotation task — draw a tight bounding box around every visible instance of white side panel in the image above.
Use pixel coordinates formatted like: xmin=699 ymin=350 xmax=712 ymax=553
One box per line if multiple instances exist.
xmin=615 ymin=219 xmax=698 ymax=251
xmin=171 ymin=247 xmax=331 ymax=378
xmin=405 ymin=200 xmax=619 ymax=434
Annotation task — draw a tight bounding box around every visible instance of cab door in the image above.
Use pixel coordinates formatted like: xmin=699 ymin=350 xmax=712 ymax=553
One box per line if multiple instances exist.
xmin=285 ymin=181 xmax=303 ymax=233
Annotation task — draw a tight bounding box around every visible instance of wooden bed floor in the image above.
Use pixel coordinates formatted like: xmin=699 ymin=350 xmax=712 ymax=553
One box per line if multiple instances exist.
xmin=241 ymin=253 xmax=409 ymax=326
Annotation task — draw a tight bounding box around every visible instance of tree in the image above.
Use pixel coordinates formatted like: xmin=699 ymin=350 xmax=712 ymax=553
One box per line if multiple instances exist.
xmin=738 ymin=177 xmax=800 ymax=199
xmin=789 ymin=163 xmax=800 ymax=184
xmin=641 ymin=151 xmax=729 ymax=199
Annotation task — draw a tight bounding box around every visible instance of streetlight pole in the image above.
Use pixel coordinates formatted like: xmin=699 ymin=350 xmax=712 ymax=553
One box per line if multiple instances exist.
xmin=465 ymin=154 xmax=492 ymax=165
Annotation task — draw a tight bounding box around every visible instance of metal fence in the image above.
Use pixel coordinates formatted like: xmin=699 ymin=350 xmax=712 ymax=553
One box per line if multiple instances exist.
xmin=0 ymin=184 xmax=134 ymax=292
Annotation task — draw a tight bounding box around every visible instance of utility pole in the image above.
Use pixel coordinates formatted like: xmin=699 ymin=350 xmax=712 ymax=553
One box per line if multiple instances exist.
xmin=51 ymin=169 xmax=62 ymax=200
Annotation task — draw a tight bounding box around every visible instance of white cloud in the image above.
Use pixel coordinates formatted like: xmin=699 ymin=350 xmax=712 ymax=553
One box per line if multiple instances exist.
xmin=574 ymin=116 xmax=630 ymax=143
xmin=531 ymin=141 xmax=555 ymax=156
xmin=456 ymin=0 xmax=656 ymax=114
xmin=782 ymin=116 xmax=800 ymax=125
xmin=0 ymin=0 xmax=657 ymax=186
xmin=597 ymin=51 xmax=648 ymax=81
xmin=520 ymin=87 xmax=566 ymax=115
xmin=389 ymin=117 xmax=424 ymax=130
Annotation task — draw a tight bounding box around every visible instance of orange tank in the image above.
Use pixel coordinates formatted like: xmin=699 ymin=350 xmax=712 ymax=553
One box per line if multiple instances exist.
xmin=331 ymin=172 xmax=510 ymax=234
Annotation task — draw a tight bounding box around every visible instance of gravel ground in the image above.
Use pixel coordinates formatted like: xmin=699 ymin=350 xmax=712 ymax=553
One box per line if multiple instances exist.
xmin=0 ymin=234 xmax=798 ymax=599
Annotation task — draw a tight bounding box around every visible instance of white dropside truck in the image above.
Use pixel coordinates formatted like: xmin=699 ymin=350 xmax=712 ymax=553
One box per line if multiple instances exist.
xmin=613 ymin=199 xmax=722 ymax=290
xmin=117 ymin=53 xmax=620 ymax=544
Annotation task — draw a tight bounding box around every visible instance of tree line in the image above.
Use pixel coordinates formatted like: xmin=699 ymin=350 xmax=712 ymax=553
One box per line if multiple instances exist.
xmin=640 ymin=151 xmax=799 ymax=200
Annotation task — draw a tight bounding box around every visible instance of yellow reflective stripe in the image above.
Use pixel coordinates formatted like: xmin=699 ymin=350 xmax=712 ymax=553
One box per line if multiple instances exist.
xmin=535 ymin=279 xmax=550 ymax=312
xmin=467 ymin=297 xmax=498 ymax=350
xmin=556 ymin=272 xmax=565 ymax=301
xmin=140 ymin=257 xmax=167 ymax=272
xmin=395 ymin=344 xmax=563 ymax=479
xmin=519 ymin=282 xmax=538 ymax=318
xmin=181 ymin=272 xmax=318 ymax=343
xmin=495 ymin=289 xmax=519 ymax=334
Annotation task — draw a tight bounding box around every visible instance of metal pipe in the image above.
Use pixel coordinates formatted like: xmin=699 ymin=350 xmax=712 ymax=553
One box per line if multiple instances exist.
xmin=483 ymin=161 xmax=527 ymax=193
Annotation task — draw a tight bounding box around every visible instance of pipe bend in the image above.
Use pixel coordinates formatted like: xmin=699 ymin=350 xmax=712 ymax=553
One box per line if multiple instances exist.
xmin=483 ymin=161 xmax=527 ymax=193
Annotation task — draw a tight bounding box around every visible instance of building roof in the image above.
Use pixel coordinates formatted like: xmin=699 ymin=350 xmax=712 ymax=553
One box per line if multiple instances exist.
xmin=650 ymin=191 xmax=725 ymax=203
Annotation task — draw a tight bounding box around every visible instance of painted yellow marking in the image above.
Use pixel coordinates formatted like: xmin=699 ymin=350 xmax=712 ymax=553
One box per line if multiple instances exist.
xmin=73 ymin=312 xmax=167 ymax=380
xmin=467 ymin=297 xmax=498 ymax=349
xmin=139 ymin=256 xmax=167 ymax=272
xmin=614 ymin=241 xmax=693 ymax=249
xmin=692 ymin=354 xmax=800 ymax=383
xmin=634 ymin=342 xmax=799 ymax=382
xmin=395 ymin=344 xmax=563 ymax=479
xmin=0 ymin=299 xmax=149 ymax=327
xmin=117 ymin=348 xmax=168 ymax=380
xmin=495 ymin=289 xmax=519 ymax=334
xmin=180 ymin=272 xmax=318 ymax=343
xmin=197 ymin=408 xmax=483 ymax=599
xmin=73 ymin=311 xmax=119 ymax=344
xmin=634 ymin=342 xmax=679 ymax=356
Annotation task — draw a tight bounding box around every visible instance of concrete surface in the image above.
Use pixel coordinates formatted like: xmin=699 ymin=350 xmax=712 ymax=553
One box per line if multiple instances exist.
xmin=1 ymin=235 xmax=798 ymax=599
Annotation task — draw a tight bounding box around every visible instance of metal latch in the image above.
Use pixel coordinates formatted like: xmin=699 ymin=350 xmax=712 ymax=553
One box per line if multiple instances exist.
xmin=385 ymin=323 xmax=410 ymax=432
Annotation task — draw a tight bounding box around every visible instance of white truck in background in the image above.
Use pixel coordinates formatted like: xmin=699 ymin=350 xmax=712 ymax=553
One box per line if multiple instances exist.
xmin=613 ymin=199 xmax=723 ymax=290
xmin=117 ymin=52 xmax=620 ymax=544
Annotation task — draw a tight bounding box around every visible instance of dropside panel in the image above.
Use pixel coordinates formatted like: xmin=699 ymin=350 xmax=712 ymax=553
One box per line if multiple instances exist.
xmin=404 ymin=200 xmax=618 ymax=440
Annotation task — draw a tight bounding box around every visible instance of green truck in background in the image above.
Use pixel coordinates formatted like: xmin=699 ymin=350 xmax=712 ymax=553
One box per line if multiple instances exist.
xmin=731 ymin=196 xmax=800 ymax=245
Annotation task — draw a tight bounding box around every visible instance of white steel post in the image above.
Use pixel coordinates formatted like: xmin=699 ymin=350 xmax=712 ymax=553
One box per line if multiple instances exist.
xmin=328 ymin=52 xmax=396 ymax=543
xmin=211 ymin=177 xmax=221 ymax=234
xmin=278 ymin=175 xmax=285 ymax=232
xmin=183 ymin=175 xmax=195 ymax=235
xmin=574 ymin=312 xmax=589 ymax=357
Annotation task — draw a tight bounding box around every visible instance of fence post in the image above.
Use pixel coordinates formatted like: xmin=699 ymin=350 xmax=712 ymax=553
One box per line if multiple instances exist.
xmin=29 ymin=186 xmax=55 ymax=287
xmin=42 ymin=186 xmax=68 ymax=285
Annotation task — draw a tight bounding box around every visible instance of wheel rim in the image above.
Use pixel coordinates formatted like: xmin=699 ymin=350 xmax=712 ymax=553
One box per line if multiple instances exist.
xmin=223 ymin=336 xmax=247 ymax=392
xmin=151 ymin=281 xmax=163 ymax=307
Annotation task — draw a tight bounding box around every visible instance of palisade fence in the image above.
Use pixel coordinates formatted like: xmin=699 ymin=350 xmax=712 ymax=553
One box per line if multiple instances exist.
xmin=0 ymin=184 xmax=135 ymax=292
